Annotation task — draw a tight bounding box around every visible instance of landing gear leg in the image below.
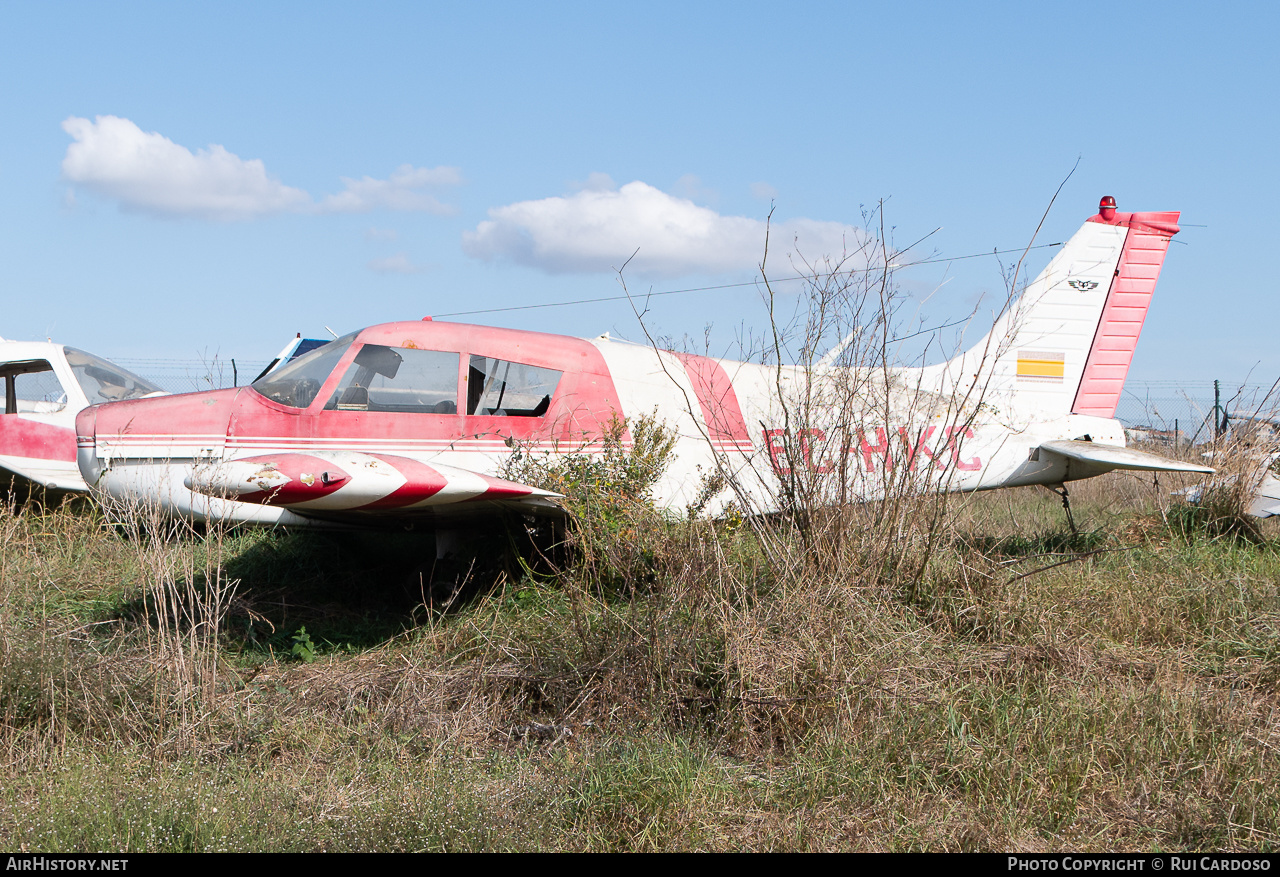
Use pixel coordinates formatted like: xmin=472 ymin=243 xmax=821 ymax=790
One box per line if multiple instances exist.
xmin=1048 ymin=483 xmax=1078 ymax=536
xmin=409 ymin=529 xmax=467 ymax=614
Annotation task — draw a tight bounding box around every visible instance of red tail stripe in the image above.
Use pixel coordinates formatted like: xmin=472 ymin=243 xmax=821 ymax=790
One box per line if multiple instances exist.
xmin=1072 ymin=211 xmax=1180 ymax=418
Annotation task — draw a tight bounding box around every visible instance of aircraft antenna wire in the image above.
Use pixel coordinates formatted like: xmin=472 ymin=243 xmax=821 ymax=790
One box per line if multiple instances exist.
xmin=435 ymin=242 xmax=1064 ymax=318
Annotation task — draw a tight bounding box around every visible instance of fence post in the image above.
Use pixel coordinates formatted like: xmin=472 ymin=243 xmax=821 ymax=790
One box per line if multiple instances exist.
xmin=1214 ymin=380 xmax=1222 ymax=440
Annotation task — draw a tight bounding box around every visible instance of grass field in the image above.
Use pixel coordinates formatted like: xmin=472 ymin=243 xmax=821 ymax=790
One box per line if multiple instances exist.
xmin=2 ymin=461 xmax=1278 ymax=852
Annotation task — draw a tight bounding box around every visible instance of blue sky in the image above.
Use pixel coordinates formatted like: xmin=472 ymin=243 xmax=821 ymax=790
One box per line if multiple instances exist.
xmin=0 ymin=1 xmax=1275 ymax=385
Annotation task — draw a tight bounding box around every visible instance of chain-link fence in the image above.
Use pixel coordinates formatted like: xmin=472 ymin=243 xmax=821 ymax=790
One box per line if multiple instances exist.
xmin=1116 ymin=380 xmax=1279 ymax=446
xmin=114 ymin=358 xmax=272 ymax=395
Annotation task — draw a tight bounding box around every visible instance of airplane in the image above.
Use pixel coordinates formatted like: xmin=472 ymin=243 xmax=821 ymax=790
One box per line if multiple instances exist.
xmin=1247 ymin=470 xmax=1280 ymax=518
xmin=74 ymin=195 xmax=1214 ymax=530
xmin=1181 ymin=417 xmax=1280 ymax=519
xmin=0 ymin=339 xmax=163 ymax=494
xmin=1183 ymin=466 xmax=1280 ymax=519
xmin=0 ymin=333 xmax=326 ymax=497
xmin=254 ymin=333 xmax=334 ymax=382
xmin=1227 ymin=418 xmax=1280 ymax=518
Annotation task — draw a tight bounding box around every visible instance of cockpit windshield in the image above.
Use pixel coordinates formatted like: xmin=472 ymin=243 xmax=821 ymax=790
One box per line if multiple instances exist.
xmin=251 ymin=333 xmax=357 ymax=409
xmin=63 ymin=348 xmax=162 ymax=405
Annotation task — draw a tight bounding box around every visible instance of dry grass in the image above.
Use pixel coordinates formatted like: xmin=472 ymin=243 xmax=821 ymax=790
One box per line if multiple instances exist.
xmin=1 ymin=468 xmax=1279 ymax=851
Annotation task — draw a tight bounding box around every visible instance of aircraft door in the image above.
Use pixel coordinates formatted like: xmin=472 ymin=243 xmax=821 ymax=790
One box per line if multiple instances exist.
xmin=0 ymin=359 xmax=76 ymax=463
xmin=308 ymin=344 xmax=465 ymax=450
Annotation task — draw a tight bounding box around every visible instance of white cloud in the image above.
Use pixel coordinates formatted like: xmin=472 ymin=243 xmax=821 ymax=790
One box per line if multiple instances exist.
xmin=319 ymin=164 xmax=462 ymax=214
xmin=367 ymin=253 xmax=426 ymax=274
xmin=61 ymin=115 xmax=309 ymax=220
xmin=463 ymin=180 xmax=863 ymax=278
xmin=60 ymin=116 xmax=461 ymax=221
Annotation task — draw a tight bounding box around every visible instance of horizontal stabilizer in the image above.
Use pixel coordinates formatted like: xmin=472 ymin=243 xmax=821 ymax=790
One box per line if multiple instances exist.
xmin=184 ymin=451 xmax=561 ymax=512
xmin=1038 ymin=440 xmax=1214 ymax=481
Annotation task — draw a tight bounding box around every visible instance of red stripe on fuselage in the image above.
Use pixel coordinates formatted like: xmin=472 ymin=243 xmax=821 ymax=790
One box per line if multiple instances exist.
xmin=0 ymin=418 xmax=76 ymax=462
xmin=674 ymin=354 xmax=752 ymax=447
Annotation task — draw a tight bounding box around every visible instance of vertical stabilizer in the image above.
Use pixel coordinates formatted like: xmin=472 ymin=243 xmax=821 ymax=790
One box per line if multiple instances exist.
xmin=1070 ymin=208 xmax=1180 ymax=417
xmin=938 ymin=197 xmax=1179 ymax=423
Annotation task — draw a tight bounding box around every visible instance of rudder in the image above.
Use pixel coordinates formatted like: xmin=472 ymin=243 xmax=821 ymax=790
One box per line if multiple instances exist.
xmin=1070 ymin=204 xmax=1180 ymax=417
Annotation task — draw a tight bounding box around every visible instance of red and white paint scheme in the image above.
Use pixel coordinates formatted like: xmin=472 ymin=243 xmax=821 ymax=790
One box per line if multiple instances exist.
xmin=75 ymin=197 xmax=1212 ymax=527
xmin=0 ymin=340 xmax=161 ymax=492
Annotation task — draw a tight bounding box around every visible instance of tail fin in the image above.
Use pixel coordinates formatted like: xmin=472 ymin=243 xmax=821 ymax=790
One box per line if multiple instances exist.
xmin=944 ymin=197 xmax=1179 ymax=420
xmin=1069 ymin=204 xmax=1180 ymax=417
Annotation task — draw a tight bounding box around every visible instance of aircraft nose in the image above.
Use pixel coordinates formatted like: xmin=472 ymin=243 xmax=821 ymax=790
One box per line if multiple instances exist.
xmin=75 ymin=404 xmax=101 ymax=486
xmin=76 ymin=388 xmax=242 ymax=484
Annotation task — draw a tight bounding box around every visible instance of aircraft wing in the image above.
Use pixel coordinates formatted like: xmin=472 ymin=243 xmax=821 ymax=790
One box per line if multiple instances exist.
xmin=1037 ymin=440 xmax=1215 ymax=481
xmin=183 ymin=451 xmax=563 ymax=525
xmin=0 ymin=454 xmax=87 ymax=493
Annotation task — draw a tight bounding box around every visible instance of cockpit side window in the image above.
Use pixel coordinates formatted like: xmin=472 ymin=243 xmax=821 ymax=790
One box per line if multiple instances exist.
xmin=1 ymin=361 xmax=66 ymax=415
xmin=252 ymin=333 xmax=357 ymax=409
xmin=64 ymin=348 xmax=161 ymax=405
xmin=324 ymin=345 xmax=460 ymax=414
xmin=467 ymin=356 xmax=561 ymax=417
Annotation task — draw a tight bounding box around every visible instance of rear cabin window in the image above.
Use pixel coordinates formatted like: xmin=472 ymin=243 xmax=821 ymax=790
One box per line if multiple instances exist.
xmin=467 ymin=356 xmax=561 ymax=417
xmin=1 ymin=361 xmax=66 ymax=415
xmin=324 ymin=345 xmax=460 ymax=414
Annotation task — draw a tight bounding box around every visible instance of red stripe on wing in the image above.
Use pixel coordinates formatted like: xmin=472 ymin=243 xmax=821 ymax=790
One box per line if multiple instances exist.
xmin=363 ymin=454 xmax=449 ymax=509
